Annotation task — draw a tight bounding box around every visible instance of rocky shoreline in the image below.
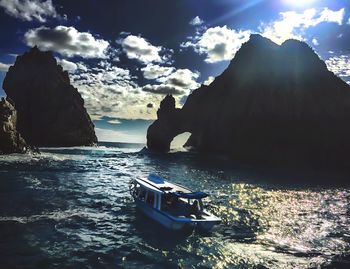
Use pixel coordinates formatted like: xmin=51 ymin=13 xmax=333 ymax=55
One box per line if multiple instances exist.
xmin=0 ymin=98 xmax=27 ymax=154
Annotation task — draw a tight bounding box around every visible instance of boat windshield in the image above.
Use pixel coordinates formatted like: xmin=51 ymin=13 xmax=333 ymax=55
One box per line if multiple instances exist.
xmin=161 ymin=193 xmax=205 ymax=218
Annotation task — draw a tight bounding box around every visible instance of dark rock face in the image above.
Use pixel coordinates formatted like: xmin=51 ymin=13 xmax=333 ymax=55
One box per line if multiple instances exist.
xmin=147 ymin=35 xmax=350 ymax=168
xmin=147 ymin=95 xmax=184 ymax=152
xmin=0 ymin=98 xmax=27 ymax=154
xmin=3 ymin=46 xmax=97 ymax=147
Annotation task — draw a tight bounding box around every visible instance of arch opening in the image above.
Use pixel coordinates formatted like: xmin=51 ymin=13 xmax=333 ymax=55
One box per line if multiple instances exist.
xmin=170 ymin=132 xmax=191 ymax=151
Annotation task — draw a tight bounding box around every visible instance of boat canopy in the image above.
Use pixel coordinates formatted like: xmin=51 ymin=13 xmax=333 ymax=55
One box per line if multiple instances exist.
xmin=134 ymin=178 xmax=163 ymax=194
xmin=172 ymin=191 xmax=209 ymax=199
xmin=136 ymin=175 xmax=206 ymax=197
xmin=148 ymin=174 xmax=165 ymax=184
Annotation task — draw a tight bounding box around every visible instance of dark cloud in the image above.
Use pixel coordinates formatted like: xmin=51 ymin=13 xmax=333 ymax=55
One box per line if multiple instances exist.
xmin=25 ymin=26 xmax=109 ymax=58
xmin=167 ymin=77 xmax=192 ymax=88
xmin=36 ymin=27 xmax=72 ymax=44
xmin=211 ymin=43 xmax=227 ymax=58
xmin=0 ymin=0 xmax=58 ymax=22
xmin=143 ymin=84 xmax=185 ymax=95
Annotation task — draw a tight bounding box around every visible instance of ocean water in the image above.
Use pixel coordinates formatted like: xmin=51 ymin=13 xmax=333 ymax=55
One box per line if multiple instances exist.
xmin=0 ymin=142 xmax=349 ymax=269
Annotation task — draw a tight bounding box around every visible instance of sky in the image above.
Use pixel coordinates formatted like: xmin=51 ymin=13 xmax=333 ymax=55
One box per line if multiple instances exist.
xmin=0 ymin=0 xmax=349 ymax=143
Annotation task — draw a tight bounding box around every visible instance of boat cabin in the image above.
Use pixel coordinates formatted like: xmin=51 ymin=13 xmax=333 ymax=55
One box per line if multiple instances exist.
xmin=130 ymin=175 xmax=209 ymax=218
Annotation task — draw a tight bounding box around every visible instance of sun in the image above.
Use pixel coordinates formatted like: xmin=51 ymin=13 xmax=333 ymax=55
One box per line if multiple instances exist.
xmin=283 ymin=0 xmax=317 ymax=7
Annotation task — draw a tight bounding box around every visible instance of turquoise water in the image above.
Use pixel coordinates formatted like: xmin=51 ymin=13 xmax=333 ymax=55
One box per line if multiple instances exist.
xmin=0 ymin=142 xmax=349 ymax=268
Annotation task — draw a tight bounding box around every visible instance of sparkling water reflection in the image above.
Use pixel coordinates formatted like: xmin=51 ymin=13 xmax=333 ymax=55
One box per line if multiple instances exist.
xmin=0 ymin=143 xmax=349 ymax=268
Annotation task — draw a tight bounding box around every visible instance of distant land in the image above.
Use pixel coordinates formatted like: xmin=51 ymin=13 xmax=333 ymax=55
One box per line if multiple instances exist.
xmin=148 ymin=34 xmax=350 ymax=170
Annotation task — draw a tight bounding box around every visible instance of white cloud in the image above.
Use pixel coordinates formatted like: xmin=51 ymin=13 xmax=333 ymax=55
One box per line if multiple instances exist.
xmin=203 ymin=76 xmax=215 ymax=86
xmin=260 ymin=8 xmax=345 ymax=45
xmin=158 ymin=69 xmax=199 ymax=89
xmin=67 ymin=60 xmax=197 ymax=120
xmin=318 ymin=8 xmax=344 ymax=24
xmin=25 ymin=26 xmax=109 ymax=58
xmin=190 ymin=16 xmax=204 ymax=26
xmin=182 ymin=25 xmax=251 ymax=63
xmin=56 ymin=58 xmax=77 ymax=72
xmin=0 ymin=62 xmax=11 ymax=72
xmin=76 ymin=62 xmax=88 ymax=72
xmin=142 ymin=68 xmax=200 ymax=96
xmin=141 ymin=64 xmax=175 ymax=80
xmin=312 ymin=38 xmax=319 ymax=46
xmin=325 ymin=55 xmax=350 ymax=79
xmin=121 ymin=35 xmax=170 ymax=64
xmin=0 ymin=0 xmax=57 ymax=22
xmin=70 ymin=60 xmax=165 ymax=120
xmin=45 ymin=35 xmax=197 ymax=120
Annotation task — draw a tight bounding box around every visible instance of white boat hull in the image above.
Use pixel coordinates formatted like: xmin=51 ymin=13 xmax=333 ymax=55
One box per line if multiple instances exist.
xmin=134 ymin=199 xmax=220 ymax=231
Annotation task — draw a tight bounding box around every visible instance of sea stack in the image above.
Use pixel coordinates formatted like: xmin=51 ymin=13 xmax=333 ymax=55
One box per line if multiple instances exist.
xmin=147 ymin=34 xmax=350 ymax=168
xmin=0 ymin=98 xmax=27 ymax=154
xmin=147 ymin=94 xmax=184 ymax=152
xmin=2 ymin=46 xmax=97 ymax=147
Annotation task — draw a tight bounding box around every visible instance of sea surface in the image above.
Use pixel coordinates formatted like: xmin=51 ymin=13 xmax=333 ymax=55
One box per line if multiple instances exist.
xmin=0 ymin=142 xmax=349 ymax=269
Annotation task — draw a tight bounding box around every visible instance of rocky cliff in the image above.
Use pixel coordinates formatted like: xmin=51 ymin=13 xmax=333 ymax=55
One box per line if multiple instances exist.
xmin=0 ymin=98 xmax=27 ymax=154
xmin=147 ymin=35 xmax=350 ymax=168
xmin=2 ymin=46 xmax=97 ymax=147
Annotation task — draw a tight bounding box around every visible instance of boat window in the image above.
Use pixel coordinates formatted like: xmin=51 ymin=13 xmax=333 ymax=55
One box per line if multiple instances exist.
xmin=160 ymin=186 xmax=172 ymax=191
xmin=146 ymin=191 xmax=155 ymax=206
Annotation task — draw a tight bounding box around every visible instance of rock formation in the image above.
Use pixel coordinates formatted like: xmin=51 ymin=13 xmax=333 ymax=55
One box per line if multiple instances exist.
xmin=2 ymin=46 xmax=97 ymax=147
xmin=0 ymin=98 xmax=27 ymax=154
xmin=147 ymin=94 xmax=185 ymax=152
xmin=147 ymin=34 xmax=350 ymax=168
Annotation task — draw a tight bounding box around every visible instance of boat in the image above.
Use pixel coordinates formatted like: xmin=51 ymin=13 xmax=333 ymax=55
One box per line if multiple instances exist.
xmin=129 ymin=174 xmax=221 ymax=231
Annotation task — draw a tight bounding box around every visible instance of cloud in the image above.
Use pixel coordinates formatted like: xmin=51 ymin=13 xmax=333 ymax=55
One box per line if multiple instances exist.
xmin=190 ymin=16 xmax=204 ymax=26
xmin=0 ymin=62 xmax=11 ymax=72
xmin=142 ymin=68 xmax=200 ymax=96
xmin=182 ymin=25 xmax=251 ymax=63
xmin=260 ymin=8 xmax=345 ymax=45
xmin=203 ymin=76 xmax=215 ymax=86
xmin=141 ymin=64 xmax=175 ymax=80
xmin=312 ymin=38 xmax=319 ymax=46
xmin=70 ymin=60 xmax=165 ymax=120
xmin=141 ymin=64 xmax=199 ymax=91
xmin=0 ymin=0 xmax=57 ymax=22
xmin=121 ymin=35 xmax=171 ymax=64
xmin=158 ymin=69 xmax=199 ymax=89
xmin=25 ymin=26 xmax=109 ymax=58
xmin=325 ymin=55 xmax=350 ymax=81
xmin=69 ymin=58 xmax=196 ymax=120
xmin=143 ymin=84 xmax=185 ymax=95
xmin=56 ymin=58 xmax=77 ymax=72
xmin=45 ymin=35 xmax=197 ymax=120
